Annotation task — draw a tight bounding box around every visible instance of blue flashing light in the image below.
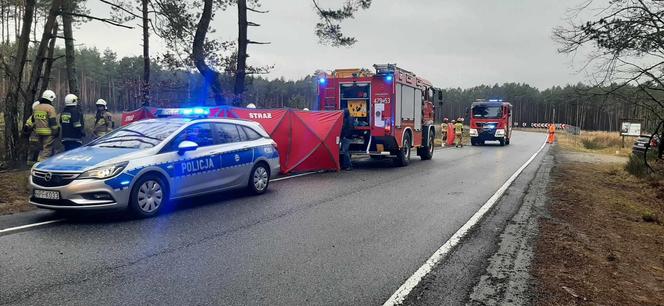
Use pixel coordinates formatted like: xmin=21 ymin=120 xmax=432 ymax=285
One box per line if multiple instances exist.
xmin=385 ymin=74 xmax=394 ymax=82
xmin=319 ymin=78 xmax=327 ymax=85
xmin=488 ymin=99 xmax=503 ymax=102
xmin=182 ymin=108 xmax=193 ymax=115
xmin=120 ymin=180 xmax=130 ymax=186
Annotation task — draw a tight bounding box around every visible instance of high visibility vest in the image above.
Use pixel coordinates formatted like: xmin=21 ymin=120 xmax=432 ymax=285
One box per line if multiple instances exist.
xmin=33 ymin=103 xmax=58 ymax=136
xmin=548 ymin=124 xmax=555 ymax=133
xmin=454 ymin=122 xmax=463 ymax=134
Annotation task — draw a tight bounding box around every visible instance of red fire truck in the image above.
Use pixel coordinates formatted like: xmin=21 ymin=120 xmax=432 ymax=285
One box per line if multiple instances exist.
xmin=317 ymin=64 xmax=437 ymax=166
xmin=468 ymin=99 xmax=513 ymax=146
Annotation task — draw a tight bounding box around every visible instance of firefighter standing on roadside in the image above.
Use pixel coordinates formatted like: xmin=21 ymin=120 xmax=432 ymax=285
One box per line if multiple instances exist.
xmin=22 ymin=101 xmax=41 ymax=165
xmin=93 ymin=99 xmax=113 ymax=138
xmin=60 ymin=94 xmax=85 ymax=151
xmin=32 ymin=90 xmax=59 ymax=161
xmin=440 ymin=118 xmax=449 ymax=147
xmin=455 ymin=117 xmax=464 ymax=148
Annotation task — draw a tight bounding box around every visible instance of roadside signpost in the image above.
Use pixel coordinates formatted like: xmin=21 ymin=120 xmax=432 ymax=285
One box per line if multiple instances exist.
xmin=620 ymin=119 xmax=643 ymax=148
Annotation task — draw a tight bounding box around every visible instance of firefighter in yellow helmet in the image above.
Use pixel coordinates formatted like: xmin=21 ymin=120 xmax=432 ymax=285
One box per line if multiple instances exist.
xmin=454 ymin=117 xmax=464 ymax=148
xmin=32 ymin=90 xmax=59 ymax=161
xmin=22 ymin=101 xmax=42 ymax=165
xmin=93 ymin=99 xmax=113 ymax=138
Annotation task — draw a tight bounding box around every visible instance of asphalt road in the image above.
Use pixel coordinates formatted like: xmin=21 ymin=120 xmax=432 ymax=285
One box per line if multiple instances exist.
xmin=0 ymin=131 xmax=546 ymax=306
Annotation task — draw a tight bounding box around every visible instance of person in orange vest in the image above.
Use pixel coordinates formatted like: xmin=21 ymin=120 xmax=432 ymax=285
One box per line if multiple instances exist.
xmin=547 ymin=122 xmax=556 ymax=144
xmin=447 ymin=119 xmax=456 ymax=146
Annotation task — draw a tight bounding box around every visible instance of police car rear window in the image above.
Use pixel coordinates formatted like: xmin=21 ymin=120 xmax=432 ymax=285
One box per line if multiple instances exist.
xmin=91 ymin=121 xmax=185 ymax=149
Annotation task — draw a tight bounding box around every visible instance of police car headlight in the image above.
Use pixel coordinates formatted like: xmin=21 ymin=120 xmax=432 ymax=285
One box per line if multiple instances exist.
xmin=495 ymin=129 xmax=505 ymax=137
xmin=469 ymin=129 xmax=478 ymax=137
xmin=78 ymin=162 xmax=128 ymax=179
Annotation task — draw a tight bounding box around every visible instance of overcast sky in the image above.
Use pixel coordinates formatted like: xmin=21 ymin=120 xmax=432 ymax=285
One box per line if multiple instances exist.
xmin=76 ymin=0 xmax=588 ymax=89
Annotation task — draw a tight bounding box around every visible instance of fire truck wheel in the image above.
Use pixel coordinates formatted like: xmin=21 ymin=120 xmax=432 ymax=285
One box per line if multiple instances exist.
xmin=499 ymin=139 xmax=506 ymax=146
xmin=505 ymin=138 xmax=511 ymax=145
xmin=420 ymin=132 xmax=434 ymax=160
xmin=394 ymin=133 xmax=412 ymax=167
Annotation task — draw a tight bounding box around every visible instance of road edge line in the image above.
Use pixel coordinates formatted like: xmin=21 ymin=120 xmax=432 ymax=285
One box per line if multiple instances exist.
xmin=0 ymin=219 xmax=64 ymax=236
xmin=272 ymin=170 xmax=323 ymax=182
xmin=383 ymin=140 xmax=548 ymax=305
xmin=0 ymin=171 xmax=323 ymax=236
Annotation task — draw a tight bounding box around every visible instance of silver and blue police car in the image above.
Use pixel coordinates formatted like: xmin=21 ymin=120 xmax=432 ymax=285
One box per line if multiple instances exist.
xmin=29 ymin=115 xmax=280 ymax=217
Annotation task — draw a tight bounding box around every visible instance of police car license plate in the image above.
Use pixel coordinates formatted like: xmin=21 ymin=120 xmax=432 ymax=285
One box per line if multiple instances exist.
xmin=34 ymin=189 xmax=60 ymax=200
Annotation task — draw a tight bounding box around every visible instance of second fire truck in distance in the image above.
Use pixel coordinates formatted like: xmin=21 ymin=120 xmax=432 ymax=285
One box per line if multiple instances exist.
xmin=469 ymin=99 xmax=513 ymax=146
xmin=317 ymin=64 xmax=439 ymax=166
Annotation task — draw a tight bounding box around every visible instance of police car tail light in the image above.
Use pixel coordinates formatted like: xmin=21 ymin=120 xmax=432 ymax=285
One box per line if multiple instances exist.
xmin=78 ymin=161 xmax=128 ymax=179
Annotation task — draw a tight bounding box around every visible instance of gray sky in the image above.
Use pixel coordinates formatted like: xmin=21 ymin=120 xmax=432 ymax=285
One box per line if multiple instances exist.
xmin=77 ymin=0 xmax=587 ymax=89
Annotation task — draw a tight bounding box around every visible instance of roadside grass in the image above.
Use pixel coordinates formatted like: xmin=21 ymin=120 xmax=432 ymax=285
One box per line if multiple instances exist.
xmin=556 ymin=130 xmax=633 ymax=157
xmin=534 ymin=149 xmax=664 ymax=305
xmin=0 ymin=169 xmax=32 ymax=215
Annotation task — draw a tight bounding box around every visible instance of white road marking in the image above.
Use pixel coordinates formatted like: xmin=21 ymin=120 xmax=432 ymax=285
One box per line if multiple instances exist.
xmin=0 ymin=219 xmax=64 ymax=236
xmin=0 ymin=171 xmax=323 ymax=236
xmin=272 ymin=171 xmax=322 ymax=182
xmin=383 ymin=140 xmax=548 ymax=305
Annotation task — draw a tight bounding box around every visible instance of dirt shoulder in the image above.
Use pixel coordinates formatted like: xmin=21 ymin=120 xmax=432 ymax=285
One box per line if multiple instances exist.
xmin=0 ymin=169 xmax=33 ymax=215
xmin=534 ymin=148 xmax=664 ymax=305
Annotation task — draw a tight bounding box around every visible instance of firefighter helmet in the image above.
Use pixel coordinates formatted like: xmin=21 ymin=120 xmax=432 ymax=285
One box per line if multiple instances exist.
xmin=95 ymin=99 xmax=107 ymax=107
xmin=64 ymin=94 xmax=78 ymax=106
xmin=246 ymin=103 xmax=256 ymax=109
xmin=32 ymin=101 xmax=39 ymax=110
xmin=41 ymin=90 xmax=56 ymax=102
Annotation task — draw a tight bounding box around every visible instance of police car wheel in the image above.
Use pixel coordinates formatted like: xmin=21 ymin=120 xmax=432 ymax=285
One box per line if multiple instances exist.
xmin=129 ymin=175 xmax=168 ymax=217
xmin=249 ymin=163 xmax=270 ymax=195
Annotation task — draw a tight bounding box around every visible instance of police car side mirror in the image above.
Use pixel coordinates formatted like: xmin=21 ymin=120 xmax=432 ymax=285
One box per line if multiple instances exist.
xmin=177 ymin=140 xmax=198 ymax=155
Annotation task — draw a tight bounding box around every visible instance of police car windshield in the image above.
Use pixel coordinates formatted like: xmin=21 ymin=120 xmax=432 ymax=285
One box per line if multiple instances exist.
xmin=91 ymin=121 xmax=185 ymax=149
xmin=472 ymin=105 xmax=502 ymax=119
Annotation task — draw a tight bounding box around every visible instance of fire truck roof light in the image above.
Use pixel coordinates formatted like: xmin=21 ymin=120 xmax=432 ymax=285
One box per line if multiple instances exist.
xmin=385 ymin=74 xmax=393 ymax=82
xmin=319 ymin=78 xmax=326 ymax=85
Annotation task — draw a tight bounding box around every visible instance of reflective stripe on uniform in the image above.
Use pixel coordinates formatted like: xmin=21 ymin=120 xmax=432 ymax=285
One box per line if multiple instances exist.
xmin=35 ymin=128 xmax=53 ymax=135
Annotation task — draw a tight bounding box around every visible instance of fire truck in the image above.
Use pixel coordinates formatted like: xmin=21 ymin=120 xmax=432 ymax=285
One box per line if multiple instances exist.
xmin=469 ymin=99 xmax=513 ymax=146
xmin=317 ymin=64 xmax=437 ymax=166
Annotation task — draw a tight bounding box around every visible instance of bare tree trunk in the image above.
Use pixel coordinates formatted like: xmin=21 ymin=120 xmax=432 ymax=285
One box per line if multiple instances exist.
xmin=234 ymin=0 xmax=247 ymax=106
xmin=3 ymin=0 xmax=35 ymax=166
xmin=40 ymin=21 xmax=58 ymax=95
xmin=62 ymin=0 xmax=79 ymax=96
xmin=25 ymin=0 xmax=61 ymax=117
xmin=193 ymin=0 xmax=225 ymax=105
xmin=141 ymin=0 xmax=149 ymax=106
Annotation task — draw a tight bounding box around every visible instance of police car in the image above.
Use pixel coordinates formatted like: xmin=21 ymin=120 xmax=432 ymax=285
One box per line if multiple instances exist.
xmin=29 ymin=115 xmax=280 ymax=217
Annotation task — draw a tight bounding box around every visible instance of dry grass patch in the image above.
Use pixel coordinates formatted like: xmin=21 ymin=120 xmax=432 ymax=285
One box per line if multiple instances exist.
xmin=557 ymin=131 xmax=633 ymax=157
xmin=534 ymin=155 xmax=664 ymax=305
xmin=0 ymin=169 xmax=33 ymax=215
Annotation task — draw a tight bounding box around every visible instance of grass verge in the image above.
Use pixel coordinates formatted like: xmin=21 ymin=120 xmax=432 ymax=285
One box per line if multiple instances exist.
xmin=0 ymin=169 xmax=32 ymax=215
xmin=534 ymin=150 xmax=664 ymax=305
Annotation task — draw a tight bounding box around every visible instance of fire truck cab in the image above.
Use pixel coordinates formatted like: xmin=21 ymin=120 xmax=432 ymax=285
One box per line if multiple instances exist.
xmin=317 ymin=64 xmax=437 ymax=166
xmin=469 ymin=99 xmax=513 ymax=146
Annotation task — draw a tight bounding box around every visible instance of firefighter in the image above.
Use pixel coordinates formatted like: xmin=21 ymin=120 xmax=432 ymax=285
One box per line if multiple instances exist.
xmin=22 ymin=101 xmax=41 ymax=165
xmin=32 ymin=90 xmax=59 ymax=161
xmin=455 ymin=117 xmax=464 ymax=148
xmin=93 ymin=99 xmax=113 ymax=138
xmin=440 ymin=118 xmax=449 ymax=146
xmin=60 ymin=94 xmax=85 ymax=151
xmin=547 ymin=122 xmax=556 ymax=144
